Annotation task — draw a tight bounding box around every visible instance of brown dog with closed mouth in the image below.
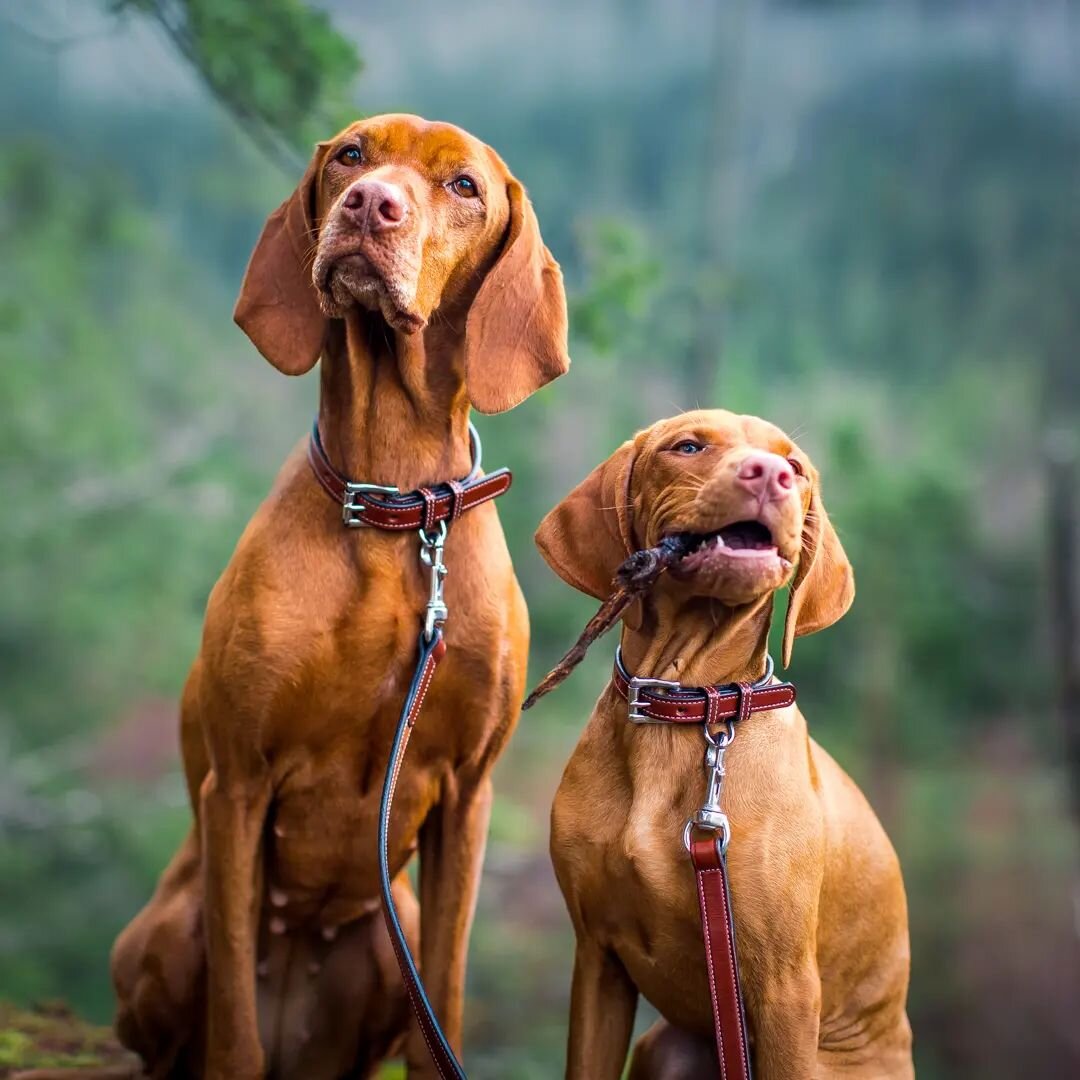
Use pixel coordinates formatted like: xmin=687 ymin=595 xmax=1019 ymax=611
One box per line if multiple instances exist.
xmin=20 ymin=115 xmax=568 ymax=1080
xmin=537 ymin=410 xmax=913 ymax=1079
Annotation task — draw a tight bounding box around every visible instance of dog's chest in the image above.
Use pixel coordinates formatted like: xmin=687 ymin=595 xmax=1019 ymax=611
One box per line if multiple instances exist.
xmin=212 ymin=515 xmax=524 ymax=926
xmin=255 ymin=630 xmax=509 ymax=924
xmin=553 ymin=711 xmax=821 ymax=1034
xmin=258 ymin=657 xmax=487 ymax=927
xmin=261 ymin=732 xmax=429 ymax=919
xmin=554 ymin=751 xmax=720 ymax=1031
xmin=553 ymin=723 xmax=698 ymax=925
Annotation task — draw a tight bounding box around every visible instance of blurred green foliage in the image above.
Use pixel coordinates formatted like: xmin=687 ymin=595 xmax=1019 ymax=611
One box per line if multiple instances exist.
xmin=114 ymin=0 xmax=361 ymax=165
xmin=0 ymin=2 xmax=1077 ymax=1078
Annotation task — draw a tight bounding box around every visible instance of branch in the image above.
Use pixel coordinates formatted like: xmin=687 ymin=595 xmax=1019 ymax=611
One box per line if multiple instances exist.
xmin=141 ymin=1 xmax=305 ymax=174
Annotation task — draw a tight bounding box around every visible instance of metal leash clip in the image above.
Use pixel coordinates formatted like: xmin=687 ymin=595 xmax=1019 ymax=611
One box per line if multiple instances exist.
xmin=683 ymin=720 xmax=734 ymax=855
xmin=418 ymin=520 xmax=449 ymax=641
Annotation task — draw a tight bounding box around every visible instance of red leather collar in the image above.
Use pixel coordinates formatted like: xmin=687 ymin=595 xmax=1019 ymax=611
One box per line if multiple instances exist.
xmin=612 ymin=647 xmax=796 ymax=725
xmin=307 ymin=421 xmax=511 ymax=530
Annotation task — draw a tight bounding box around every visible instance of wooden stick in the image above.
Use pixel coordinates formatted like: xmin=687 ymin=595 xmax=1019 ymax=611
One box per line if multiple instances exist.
xmin=522 ymin=534 xmax=693 ymax=710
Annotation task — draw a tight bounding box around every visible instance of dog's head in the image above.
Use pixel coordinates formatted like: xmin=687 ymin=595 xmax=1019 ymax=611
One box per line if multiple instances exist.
xmin=535 ymin=409 xmax=854 ymax=665
xmin=234 ymin=113 xmax=569 ymax=413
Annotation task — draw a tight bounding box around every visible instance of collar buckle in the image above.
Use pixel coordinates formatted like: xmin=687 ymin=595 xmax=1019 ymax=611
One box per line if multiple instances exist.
xmin=342 ymin=481 xmax=401 ymax=528
xmin=627 ymin=673 xmax=682 ymax=723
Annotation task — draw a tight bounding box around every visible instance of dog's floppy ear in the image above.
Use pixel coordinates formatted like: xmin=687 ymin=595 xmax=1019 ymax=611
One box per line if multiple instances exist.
xmin=782 ymin=472 xmax=855 ymax=667
xmin=535 ymin=438 xmax=641 ymax=605
xmin=464 ymin=179 xmax=570 ymax=414
xmin=234 ymin=142 xmax=330 ymax=375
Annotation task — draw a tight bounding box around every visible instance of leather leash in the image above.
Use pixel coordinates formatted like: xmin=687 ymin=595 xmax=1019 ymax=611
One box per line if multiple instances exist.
xmin=310 ymin=420 xmax=510 ymax=1080
xmin=378 ymin=627 xmax=463 ymax=1078
xmin=612 ymin=646 xmax=798 ymax=1080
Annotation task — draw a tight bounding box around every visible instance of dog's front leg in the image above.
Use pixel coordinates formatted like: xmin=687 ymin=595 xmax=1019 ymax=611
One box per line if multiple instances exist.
xmin=200 ymin=765 xmax=272 ymax=1080
xmin=748 ymin=955 xmax=822 ymax=1079
xmin=406 ymin=773 xmax=494 ymax=1076
xmin=565 ymin=939 xmax=638 ymax=1080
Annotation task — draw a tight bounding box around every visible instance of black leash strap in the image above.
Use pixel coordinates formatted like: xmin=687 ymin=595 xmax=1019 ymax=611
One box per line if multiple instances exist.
xmin=377 ymin=626 xmax=466 ymax=1079
xmin=362 ymin=434 xmax=509 ymax=1080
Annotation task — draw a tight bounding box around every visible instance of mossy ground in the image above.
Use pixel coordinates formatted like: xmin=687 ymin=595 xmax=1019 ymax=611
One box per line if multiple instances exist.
xmin=0 ymin=1002 xmax=135 ymax=1077
xmin=0 ymin=1003 xmax=408 ymax=1078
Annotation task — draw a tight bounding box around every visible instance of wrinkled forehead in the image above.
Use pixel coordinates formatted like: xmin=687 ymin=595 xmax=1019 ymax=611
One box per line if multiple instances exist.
xmin=643 ymin=409 xmax=800 ymax=457
xmin=330 ymin=114 xmax=496 ymax=173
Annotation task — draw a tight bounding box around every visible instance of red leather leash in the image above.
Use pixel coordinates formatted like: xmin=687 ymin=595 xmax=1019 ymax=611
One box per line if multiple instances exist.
xmin=690 ymin=837 xmax=753 ymax=1080
xmin=613 ymin=648 xmax=797 ymax=1079
xmin=310 ymin=421 xmax=509 ymax=1080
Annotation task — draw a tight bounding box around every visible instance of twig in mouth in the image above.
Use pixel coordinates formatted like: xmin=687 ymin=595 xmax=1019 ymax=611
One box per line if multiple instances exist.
xmin=522 ymin=534 xmax=694 ymax=710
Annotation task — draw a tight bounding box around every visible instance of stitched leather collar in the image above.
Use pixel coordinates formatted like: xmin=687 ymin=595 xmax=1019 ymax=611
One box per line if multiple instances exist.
xmin=307 ymin=420 xmax=512 ymax=530
xmin=612 ymin=645 xmax=796 ymax=725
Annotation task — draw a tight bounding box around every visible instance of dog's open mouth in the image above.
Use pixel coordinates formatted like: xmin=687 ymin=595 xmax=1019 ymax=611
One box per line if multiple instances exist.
xmin=699 ymin=520 xmax=776 ymax=552
xmin=667 ymin=519 xmax=792 ymax=580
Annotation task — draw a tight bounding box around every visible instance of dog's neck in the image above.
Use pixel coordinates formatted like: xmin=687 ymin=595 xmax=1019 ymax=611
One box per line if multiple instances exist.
xmin=619 ymin=591 xmax=774 ymax=689
xmin=316 ymin=308 xmax=473 ymax=492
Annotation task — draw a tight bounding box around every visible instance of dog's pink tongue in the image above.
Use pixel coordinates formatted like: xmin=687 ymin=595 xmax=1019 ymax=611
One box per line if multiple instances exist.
xmin=718 ymin=521 xmax=774 ymax=551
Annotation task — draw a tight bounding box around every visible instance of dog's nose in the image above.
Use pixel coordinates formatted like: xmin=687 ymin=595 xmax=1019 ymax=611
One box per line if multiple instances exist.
xmin=342 ymin=180 xmax=408 ymax=232
xmin=735 ymin=452 xmax=795 ymax=502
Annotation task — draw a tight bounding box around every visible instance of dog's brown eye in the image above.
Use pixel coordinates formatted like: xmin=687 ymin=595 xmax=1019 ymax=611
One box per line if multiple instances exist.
xmin=787 ymin=457 xmax=805 ymax=477
xmin=673 ymin=440 xmax=706 ymax=455
xmin=450 ymin=176 xmax=478 ymax=198
xmin=337 ymin=146 xmax=362 ymax=166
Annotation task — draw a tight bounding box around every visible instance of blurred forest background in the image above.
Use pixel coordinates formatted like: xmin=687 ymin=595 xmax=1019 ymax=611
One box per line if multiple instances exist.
xmin=1 ymin=0 xmax=1078 ymax=1076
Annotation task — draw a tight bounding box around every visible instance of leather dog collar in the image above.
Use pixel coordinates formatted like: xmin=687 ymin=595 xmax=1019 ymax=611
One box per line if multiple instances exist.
xmin=307 ymin=420 xmax=512 ymax=530
xmin=612 ymin=645 xmax=796 ymax=725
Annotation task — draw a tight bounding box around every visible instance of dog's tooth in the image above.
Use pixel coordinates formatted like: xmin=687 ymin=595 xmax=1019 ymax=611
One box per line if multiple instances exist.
xmin=256 ymin=959 xmax=270 ymax=978
xmin=269 ymin=888 xmax=288 ymax=908
xmin=307 ymin=961 xmax=321 ymax=977
xmin=273 ymin=822 xmax=287 ymax=838
xmin=322 ymin=924 xmax=339 ymax=942
xmin=269 ymin=916 xmax=287 ymax=936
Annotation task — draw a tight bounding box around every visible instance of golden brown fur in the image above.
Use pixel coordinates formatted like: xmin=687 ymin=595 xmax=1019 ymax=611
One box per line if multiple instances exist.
xmin=537 ymin=410 xmax=913 ymax=1079
xmin=57 ymin=115 xmax=569 ymax=1080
